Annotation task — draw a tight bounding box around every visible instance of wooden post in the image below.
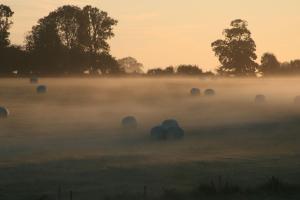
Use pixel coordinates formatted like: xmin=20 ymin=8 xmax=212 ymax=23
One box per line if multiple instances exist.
xmin=70 ymin=190 xmax=73 ymax=200
xmin=143 ymin=185 xmax=147 ymax=199
xmin=58 ymin=185 xmax=62 ymax=200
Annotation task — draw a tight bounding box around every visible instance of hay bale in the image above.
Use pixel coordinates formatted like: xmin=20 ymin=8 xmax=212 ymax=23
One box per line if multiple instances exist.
xmin=165 ymin=126 xmax=184 ymax=139
xmin=151 ymin=126 xmax=166 ymax=140
xmin=255 ymin=94 xmax=266 ymax=103
xmin=121 ymin=116 xmax=138 ymax=129
xmin=204 ymin=89 xmax=215 ymax=96
xmin=162 ymin=119 xmax=179 ymax=129
xmin=37 ymin=85 xmax=47 ymax=94
xmin=151 ymin=119 xmax=184 ymax=140
xmin=190 ymin=88 xmax=200 ymax=96
xmin=0 ymin=107 xmax=9 ymax=118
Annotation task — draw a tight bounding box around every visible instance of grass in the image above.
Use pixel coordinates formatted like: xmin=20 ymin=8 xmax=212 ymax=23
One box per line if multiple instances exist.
xmin=1 ymin=78 xmax=300 ymax=199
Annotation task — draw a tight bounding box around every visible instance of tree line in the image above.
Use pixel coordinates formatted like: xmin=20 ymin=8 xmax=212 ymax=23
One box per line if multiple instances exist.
xmin=0 ymin=4 xmax=299 ymax=77
xmin=0 ymin=4 xmax=122 ymax=76
xmin=210 ymin=19 xmax=300 ymax=77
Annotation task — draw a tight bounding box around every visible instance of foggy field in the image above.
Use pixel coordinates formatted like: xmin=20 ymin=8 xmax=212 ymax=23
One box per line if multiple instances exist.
xmin=1 ymin=77 xmax=300 ymax=199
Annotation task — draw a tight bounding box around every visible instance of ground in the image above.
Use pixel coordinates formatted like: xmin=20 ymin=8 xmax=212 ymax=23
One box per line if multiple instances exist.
xmin=0 ymin=77 xmax=300 ymax=199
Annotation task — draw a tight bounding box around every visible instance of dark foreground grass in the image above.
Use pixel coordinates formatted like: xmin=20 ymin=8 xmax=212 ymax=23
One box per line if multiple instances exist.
xmin=3 ymin=177 xmax=299 ymax=200
xmin=103 ymin=177 xmax=300 ymax=200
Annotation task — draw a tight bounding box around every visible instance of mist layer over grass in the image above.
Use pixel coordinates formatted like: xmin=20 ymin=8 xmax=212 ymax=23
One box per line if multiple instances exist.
xmin=1 ymin=77 xmax=300 ymax=199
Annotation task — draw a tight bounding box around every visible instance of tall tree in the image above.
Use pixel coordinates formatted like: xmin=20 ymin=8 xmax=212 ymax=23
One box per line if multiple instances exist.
xmin=212 ymin=19 xmax=258 ymax=76
xmin=54 ymin=5 xmax=82 ymax=49
xmin=25 ymin=5 xmax=119 ymax=75
xmin=80 ymin=6 xmax=117 ymax=54
xmin=0 ymin=4 xmax=14 ymax=48
xmin=259 ymin=53 xmax=281 ymax=76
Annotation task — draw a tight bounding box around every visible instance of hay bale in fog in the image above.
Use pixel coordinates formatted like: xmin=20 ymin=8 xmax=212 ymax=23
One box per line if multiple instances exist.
xmin=151 ymin=126 xmax=166 ymax=140
xmin=151 ymin=119 xmax=184 ymax=140
xmin=36 ymin=85 xmax=47 ymax=94
xmin=162 ymin=119 xmax=179 ymax=129
xmin=30 ymin=77 xmax=38 ymax=84
xmin=190 ymin=88 xmax=200 ymax=96
xmin=294 ymin=96 xmax=300 ymax=104
xmin=0 ymin=107 xmax=9 ymax=118
xmin=121 ymin=116 xmax=138 ymax=129
xmin=165 ymin=126 xmax=184 ymax=139
xmin=255 ymin=94 xmax=266 ymax=103
xmin=204 ymin=89 xmax=215 ymax=96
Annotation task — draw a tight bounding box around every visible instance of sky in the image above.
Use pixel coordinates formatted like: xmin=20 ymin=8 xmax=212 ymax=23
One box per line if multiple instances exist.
xmin=2 ymin=0 xmax=300 ymax=71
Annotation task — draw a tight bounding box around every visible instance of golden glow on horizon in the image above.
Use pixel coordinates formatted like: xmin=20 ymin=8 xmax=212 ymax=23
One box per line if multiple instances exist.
xmin=2 ymin=0 xmax=300 ymax=71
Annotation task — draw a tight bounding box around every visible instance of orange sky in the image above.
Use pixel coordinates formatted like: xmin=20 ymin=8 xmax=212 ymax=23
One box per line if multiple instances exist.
xmin=2 ymin=0 xmax=300 ymax=71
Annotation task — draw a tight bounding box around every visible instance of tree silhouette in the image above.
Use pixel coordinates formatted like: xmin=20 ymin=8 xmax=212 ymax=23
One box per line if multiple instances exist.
xmin=0 ymin=4 xmax=14 ymax=48
xmin=80 ymin=6 xmax=117 ymax=54
xmin=212 ymin=19 xmax=258 ymax=76
xmin=25 ymin=5 xmax=120 ymax=75
xmin=164 ymin=66 xmax=175 ymax=74
xmin=147 ymin=68 xmax=164 ymax=75
xmin=259 ymin=53 xmax=281 ymax=76
xmin=118 ymin=57 xmax=144 ymax=74
xmin=177 ymin=65 xmax=203 ymax=75
xmin=147 ymin=66 xmax=175 ymax=75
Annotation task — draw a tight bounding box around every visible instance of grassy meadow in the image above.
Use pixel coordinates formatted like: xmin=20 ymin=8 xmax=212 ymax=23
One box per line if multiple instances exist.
xmin=0 ymin=77 xmax=300 ymax=199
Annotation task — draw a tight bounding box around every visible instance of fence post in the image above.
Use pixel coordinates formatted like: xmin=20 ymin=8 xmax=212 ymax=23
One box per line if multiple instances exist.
xmin=70 ymin=190 xmax=73 ymax=200
xmin=58 ymin=185 xmax=62 ymax=200
xmin=143 ymin=185 xmax=147 ymax=199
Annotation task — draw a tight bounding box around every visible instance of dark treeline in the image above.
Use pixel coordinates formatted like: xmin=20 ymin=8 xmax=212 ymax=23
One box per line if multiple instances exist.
xmin=147 ymin=65 xmax=214 ymax=76
xmin=210 ymin=19 xmax=300 ymax=77
xmin=0 ymin=4 xmax=299 ymax=77
xmin=0 ymin=4 xmax=123 ymax=76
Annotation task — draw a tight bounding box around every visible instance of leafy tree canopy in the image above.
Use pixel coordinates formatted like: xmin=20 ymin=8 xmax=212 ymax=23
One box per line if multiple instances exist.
xmin=0 ymin=4 xmax=14 ymax=48
xmin=212 ymin=19 xmax=258 ymax=76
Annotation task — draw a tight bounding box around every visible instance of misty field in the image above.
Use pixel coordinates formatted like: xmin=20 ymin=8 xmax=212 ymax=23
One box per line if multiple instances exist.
xmin=1 ymin=77 xmax=300 ymax=199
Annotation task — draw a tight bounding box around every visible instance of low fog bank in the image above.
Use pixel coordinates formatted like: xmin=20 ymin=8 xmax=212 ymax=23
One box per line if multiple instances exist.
xmin=0 ymin=77 xmax=300 ymax=165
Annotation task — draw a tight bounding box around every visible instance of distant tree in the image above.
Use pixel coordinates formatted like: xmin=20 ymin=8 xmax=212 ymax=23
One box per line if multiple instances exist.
xmin=290 ymin=60 xmax=300 ymax=72
xmin=80 ymin=6 xmax=118 ymax=54
xmin=164 ymin=66 xmax=175 ymax=74
xmin=25 ymin=14 xmax=66 ymax=74
xmin=177 ymin=64 xmax=203 ymax=75
xmin=92 ymin=53 xmax=124 ymax=74
xmin=147 ymin=66 xmax=175 ymax=76
xmin=280 ymin=62 xmax=291 ymax=75
xmin=0 ymin=4 xmax=14 ymax=48
xmin=147 ymin=68 xmax=164 ymax=75
xmin=53 ymin=5 xmax=82 ymax=49
xmin=212 ymin=19 xmax=258 ymax=76
xmin=259 ymin=53 xmax=281 ymax=76
xmin=118 ymin=57 xmax=144 ymax=74
xmin=25 ymin=5 xmax=120 ymax=75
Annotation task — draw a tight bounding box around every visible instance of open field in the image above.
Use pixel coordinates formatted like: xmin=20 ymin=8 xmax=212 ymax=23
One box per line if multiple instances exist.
xmin=1 ymin=77 xmax=300 ymax=199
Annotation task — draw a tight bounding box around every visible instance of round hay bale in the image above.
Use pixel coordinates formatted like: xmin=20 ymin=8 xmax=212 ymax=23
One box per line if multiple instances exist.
xmin=255 ymin=94 xmax=266 ymax=103
xmin=151 ymin=119 xmax=184 ymax=140
xmin=294 ymin=96 xmax=300 ymax=104
xmin=121 ymin=116 xmax=138 ymax=129
xmin=0 ymin=107 xmax=9 ymax=118
xmin=165 ymin=126 xmax=184 ymax=139
xmin=204 ymin=89 xmax=215 ymax=96
xmin=37 ymin=85 xmax=47 ymax=94
xmin=162 ymin=119 xmax=179 ymax=129
xmin=150 ymin=125 xmax=166 ymax=140
xmin=30 ymin=77 xmax=38 ymax=84
xmin=190 ymin=88 xmax=200 ymax=96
